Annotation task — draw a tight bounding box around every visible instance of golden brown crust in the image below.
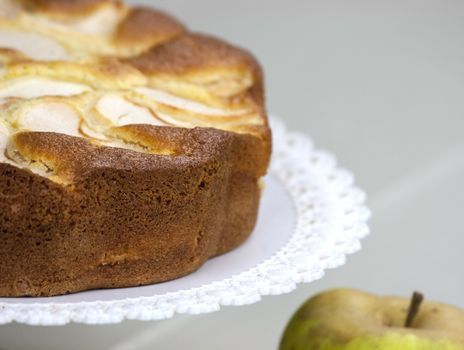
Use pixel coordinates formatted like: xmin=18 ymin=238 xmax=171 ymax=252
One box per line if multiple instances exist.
xmin=115 ymin=7 xmax=186 ymax=49
xmin=124 ymin=33 xmax=259 ymax=75
xmin=123 ymin=33 xmax=265 ymax=109
xmin=19 ymin=0 xmax=119 ymax=16
xmin=0 ymin=0 xmax=271 ymax=297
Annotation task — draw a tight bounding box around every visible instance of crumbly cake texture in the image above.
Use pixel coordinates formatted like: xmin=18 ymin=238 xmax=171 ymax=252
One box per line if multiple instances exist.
xmin=0 ymin=0 xmax=271 ymax=296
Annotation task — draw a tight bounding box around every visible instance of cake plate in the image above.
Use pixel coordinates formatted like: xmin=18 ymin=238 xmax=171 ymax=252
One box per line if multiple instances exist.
xmin=0 ymin=117 xmax=370 ymax=326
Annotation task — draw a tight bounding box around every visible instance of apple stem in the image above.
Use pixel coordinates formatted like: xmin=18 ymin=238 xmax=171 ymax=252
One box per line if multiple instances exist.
xmin=404 ymin=291 xmax=424 ymax=328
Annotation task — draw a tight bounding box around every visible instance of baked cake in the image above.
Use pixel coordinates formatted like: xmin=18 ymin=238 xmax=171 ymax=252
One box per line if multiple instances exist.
xmin=0 ymin=0 xmax=271 ymax=296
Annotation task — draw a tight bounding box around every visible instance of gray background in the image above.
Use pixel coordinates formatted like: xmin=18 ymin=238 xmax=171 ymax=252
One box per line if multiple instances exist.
xmin=1 ymin=0 xmax=463 ymax=348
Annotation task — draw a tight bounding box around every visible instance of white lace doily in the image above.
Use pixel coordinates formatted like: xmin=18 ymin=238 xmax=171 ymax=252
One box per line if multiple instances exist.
xmin=0 ymin=117 xmax=370 ymax=326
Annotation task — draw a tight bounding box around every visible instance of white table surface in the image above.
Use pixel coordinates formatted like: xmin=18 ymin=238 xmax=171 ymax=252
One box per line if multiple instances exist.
xmin=1 ymin=0 xmax=463 ymax=349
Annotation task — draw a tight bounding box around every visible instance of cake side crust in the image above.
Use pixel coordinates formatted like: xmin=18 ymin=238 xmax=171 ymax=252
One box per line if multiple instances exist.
xmin=0 ymin=127 xmax=267 ymax=296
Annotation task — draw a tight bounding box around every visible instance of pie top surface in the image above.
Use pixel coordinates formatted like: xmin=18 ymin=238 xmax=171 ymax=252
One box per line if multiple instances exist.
xmin=0 ymin=0 xmax=268 ymax=184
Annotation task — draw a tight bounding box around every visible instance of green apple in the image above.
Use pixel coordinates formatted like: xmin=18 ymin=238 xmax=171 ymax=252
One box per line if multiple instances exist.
xmin=280 ymin=289 xmax=464 ymax=350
